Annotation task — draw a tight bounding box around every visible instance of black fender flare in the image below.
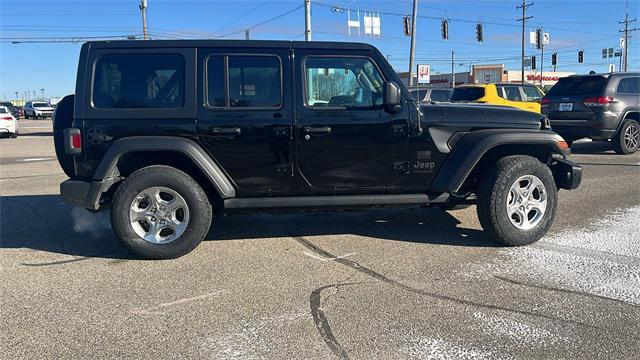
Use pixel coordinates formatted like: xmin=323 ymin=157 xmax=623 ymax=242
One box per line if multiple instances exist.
xmin=429 ymin=129 xmax=569 ymax=193
xmin=93 ymin=136 xmax=236 ymax=198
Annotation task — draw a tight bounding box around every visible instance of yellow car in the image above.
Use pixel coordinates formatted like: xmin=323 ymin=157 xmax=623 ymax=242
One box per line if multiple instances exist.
xmin=451 ymin=83 xmax=545 ymax=113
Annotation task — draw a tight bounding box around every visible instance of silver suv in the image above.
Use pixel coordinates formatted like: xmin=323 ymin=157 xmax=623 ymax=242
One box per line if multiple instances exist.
xmin=24 ymin=101 xmax=54 ymax=119
xmin=542 ymin=73 xmax=640 ymax=154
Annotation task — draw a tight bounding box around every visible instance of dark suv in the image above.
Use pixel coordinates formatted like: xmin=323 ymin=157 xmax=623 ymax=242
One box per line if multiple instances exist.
xmin=54 ymin=40 xmax=581 ymax=259
xmin=542 ymin=73 xmax=640 ymax=154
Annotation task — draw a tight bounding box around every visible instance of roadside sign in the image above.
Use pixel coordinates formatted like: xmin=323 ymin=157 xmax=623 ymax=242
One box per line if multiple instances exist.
xmin=620 ymin=37 xmax=626 ymax=48
xmin=543 ymin=32 xmax=550 ymax=45
xmin=609 ymin=64 xmax=616 ymax=73
xmin=417 ymin=64 xmax=430 ymax=84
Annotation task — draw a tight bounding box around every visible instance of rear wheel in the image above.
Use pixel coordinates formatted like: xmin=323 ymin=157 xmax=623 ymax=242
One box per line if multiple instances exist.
xmin=613 ymin=120 xmax=640 ymax=155
xmin=111 ymin=165 xmax=213 ymax=259
xmin=477 ymin=155 xmax=557 ymax=246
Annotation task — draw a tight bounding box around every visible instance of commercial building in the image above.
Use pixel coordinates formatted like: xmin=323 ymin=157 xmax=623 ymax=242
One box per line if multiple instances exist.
xmin=398 ymin=64 xmax=575 ymax=89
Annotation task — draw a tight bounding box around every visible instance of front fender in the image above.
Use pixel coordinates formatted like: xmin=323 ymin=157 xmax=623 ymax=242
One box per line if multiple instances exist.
xmin=429 ymin=129 xmax=569 ymax=193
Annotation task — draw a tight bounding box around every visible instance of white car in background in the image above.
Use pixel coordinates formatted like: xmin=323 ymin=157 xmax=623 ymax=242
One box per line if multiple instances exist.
xmin=0 ymin=106 xmax=18 ymax=138
xmin=24 ymin=101 xmax=54 ymax=119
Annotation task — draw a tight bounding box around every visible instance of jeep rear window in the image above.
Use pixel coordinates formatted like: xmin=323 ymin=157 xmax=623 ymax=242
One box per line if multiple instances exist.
xmin=93 ymin=54 xmax=184 ymax=109
xmin=545 ymin=76 xmax=606 ymax=96
xmin=451 ymin=87 xmax=485 ymax=101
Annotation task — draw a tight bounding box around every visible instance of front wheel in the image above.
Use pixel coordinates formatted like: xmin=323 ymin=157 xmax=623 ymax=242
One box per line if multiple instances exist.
xmin=111 ymin=165 xmax=213 ymax=259
xmin=477 ymin=155 xmax=557 ymax=246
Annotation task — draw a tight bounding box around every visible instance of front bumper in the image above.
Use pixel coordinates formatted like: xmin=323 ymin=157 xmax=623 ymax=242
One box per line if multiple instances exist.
xmin=551 ymin=159 xmax=582 ymax=190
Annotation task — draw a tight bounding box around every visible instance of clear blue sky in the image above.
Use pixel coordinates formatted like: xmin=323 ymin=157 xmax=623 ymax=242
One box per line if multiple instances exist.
xmin=1 ymin=0 xmax=638 ymax=100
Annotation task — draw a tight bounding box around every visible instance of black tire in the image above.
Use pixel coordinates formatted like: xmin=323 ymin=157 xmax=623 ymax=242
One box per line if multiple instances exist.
xmin=111 ymin=165 xmax=213 ymax=259
xmin=613 ymin=120 xmax=640 ymax=155
xmin=52 ymin=95 xmax=76 ymax=177
xmin=477 ymin=155 xmax=558 ymax=246
xmin=24 ymin=112 xmax=29 ymax=119
xmin=10 ymin=133 xmax=17 ymax=138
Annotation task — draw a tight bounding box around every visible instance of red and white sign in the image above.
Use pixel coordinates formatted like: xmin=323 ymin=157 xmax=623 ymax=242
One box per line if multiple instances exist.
xmin=417 ymin=64 xmax=430 ymax=84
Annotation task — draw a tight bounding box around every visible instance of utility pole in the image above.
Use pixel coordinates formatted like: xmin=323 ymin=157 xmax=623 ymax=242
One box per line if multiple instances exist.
xmin=540 ymin=37 xmax=544 ymax=87
xmin=451 ymin=51 xmax=456 ymax=88
xmin=408 ymin=0 xmax=419 ymax=87
xmin=40 ymin=88 xmax=45 ymax=100
xmin=517 ymin=1 xmax=533 ymax=83
xmin=245 ymin=29 xmax=250 ymax=40
xmin=304 ymin=0 xmax=312 ymax=41
xmin=619 ymin=1 xmax=637 ymax=72
xmin=139 ymin=0 xmax=149 ymax=40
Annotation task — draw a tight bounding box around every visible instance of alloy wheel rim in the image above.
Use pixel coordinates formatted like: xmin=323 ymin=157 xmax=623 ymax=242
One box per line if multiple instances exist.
xmin=506 ymin=175 xmax=548 ymax=230
xmin=129 ymin=186 xmax=190 ymax=244
xmin=623 ymin=124 xmax=639 ymax=149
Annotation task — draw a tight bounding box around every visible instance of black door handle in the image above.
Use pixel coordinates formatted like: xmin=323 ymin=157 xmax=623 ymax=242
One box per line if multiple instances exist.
xmin=304 ymin=126 xmax=332 ymax=134
xmin=211 ymin=127 xmax=241 ymax=135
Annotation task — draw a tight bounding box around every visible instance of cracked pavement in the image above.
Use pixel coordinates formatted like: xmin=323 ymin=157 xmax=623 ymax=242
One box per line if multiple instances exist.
xmin=1 ymin=121 xmax=639 ymax=359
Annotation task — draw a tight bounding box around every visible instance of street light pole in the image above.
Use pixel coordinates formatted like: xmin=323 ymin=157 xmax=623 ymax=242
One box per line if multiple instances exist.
xmin=139 ymin=0 xmax=149 ymax=40
xmin=304 ymin=0 xmax=312 ymax=41
xmin=408 ymin=0 xmax=418 ymax=87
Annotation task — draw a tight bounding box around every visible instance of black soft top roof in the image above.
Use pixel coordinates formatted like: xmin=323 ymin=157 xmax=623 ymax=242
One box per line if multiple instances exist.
xmin=84 ymin=39 xmax=377 ymax=51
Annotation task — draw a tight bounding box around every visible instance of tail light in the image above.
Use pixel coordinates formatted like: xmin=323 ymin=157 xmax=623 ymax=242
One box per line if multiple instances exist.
xmin=63 ymin=128 xmax=82 ymax=155
xmin=0 ymin=116 xmax=13 ymax=120
xmin=540 ymin=98 xmax=551 ymax=106
xmin=583 ymin=96 xmax=615 ymax=107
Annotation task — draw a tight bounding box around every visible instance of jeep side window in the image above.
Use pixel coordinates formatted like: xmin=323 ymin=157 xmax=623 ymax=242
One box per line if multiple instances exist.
xmin=498 ymin=85 xmax=523 ymax=101
xmin=93 ymin=54 xmax=184 ymax=109
xmin=206 ymin=56 xmax=226 ymax=107
xmin=616 ymin=77 xmax=640 ymax=95
xmin=228 ymin=56 xmax=281 ymax=108
xmin=304 ymin=57 xmax=384 ymax=109
xmin=521 ymin=86 xmax=542 ymax=102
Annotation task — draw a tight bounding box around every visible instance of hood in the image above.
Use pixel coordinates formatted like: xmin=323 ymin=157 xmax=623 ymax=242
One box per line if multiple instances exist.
xmin=421 ymin=102 xmax=545 ymax=129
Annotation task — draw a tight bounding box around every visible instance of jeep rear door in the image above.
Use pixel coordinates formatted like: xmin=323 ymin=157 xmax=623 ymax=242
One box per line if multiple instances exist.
xmin=293 ymin=49 xmax=410 ymax=190
xmin=196 ymin=47 xmax=293 ymax=196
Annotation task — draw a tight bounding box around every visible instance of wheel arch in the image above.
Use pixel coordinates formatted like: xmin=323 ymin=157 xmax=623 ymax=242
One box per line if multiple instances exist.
xmin=429 ymin=129 xmax=569 ymax=194
xmin=93 ymin=136 xmax=235 ymax=202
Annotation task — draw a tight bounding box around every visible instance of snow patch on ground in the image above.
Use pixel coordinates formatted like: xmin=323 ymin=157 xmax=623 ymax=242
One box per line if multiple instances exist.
xmin=472 ymin=312 xmax=567 ymax=347
xmin=400 ymin=335 xmax=511 ymax=360
xmin=466 ymin=206 xmax=640 ymax=305
xmin=205 ymin=311 xmax=308 ymax=359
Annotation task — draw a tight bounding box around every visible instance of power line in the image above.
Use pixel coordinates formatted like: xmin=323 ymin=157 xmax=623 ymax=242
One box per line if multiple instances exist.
xmin=211 ymin=0 xmax=271 ymax=35
xmin=216 ymin=4 xmax=303 ymax=39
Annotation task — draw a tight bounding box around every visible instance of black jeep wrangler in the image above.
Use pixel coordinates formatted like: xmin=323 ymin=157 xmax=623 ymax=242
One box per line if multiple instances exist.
xmin=53 ymin=40 xmax=581 ymax=259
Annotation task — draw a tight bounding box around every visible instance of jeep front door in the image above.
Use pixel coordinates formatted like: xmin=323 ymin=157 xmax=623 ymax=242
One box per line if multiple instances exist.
xmin=295 ymin=53 xmax=410 ymax=190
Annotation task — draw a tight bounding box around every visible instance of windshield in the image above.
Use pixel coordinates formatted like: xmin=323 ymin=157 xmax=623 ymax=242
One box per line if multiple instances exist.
xmin=546 ymin=76 xmax=607 ymax=96
xmin=0 ymin=107 xmax=8 ymax=114
xmin=33 ymin=102 xmax=50 ymax=107
xmin=451 ymin=87 xmax=485 ymax=101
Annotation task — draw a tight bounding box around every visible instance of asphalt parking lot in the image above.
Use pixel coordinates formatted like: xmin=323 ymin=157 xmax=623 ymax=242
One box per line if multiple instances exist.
xmin=1 ymin=119 xmax=639 ymax=359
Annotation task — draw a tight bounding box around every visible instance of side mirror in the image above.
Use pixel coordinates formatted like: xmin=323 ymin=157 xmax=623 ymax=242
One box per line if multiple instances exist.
xmin=384 ymin=81 xmax=402 ymax=112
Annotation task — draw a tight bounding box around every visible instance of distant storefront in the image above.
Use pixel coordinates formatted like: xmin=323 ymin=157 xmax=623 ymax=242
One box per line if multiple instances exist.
xmin=398 ymin=64 xmax=575 ymax=89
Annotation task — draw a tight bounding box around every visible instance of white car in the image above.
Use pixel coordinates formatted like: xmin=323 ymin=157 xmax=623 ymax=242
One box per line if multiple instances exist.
xmin=0 ymin=106 xmax=18 ymax=138
xmin=24 ymin=101 xmax=54 ymax=119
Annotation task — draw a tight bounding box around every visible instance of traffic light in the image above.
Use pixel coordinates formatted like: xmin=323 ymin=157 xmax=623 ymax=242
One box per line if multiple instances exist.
xmin=531 ymin=56 xmax=536 ymax=70
xmin=535 ymin=28 xmax=542 ymax=49
xmin=403 ymin=16 xmax=411 ymax=36
xmin=578 ymin=50 xmax=584 ymax=63
xmin=551 ymin=52 xmax=557 ymax=66
xmin=476 ymin=23 xmax=483 ymax=43
xmin=441 ymin=19 xmax=449 ymax=40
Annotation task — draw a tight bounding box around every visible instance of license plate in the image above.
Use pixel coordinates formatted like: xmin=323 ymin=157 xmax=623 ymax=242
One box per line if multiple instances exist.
xmin=559 ymin=103 xmax=573 ymax=111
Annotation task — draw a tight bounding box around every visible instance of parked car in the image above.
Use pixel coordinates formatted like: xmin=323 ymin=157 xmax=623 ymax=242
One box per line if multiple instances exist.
xmin=451 ymin=83 xmax=545 ymax=113
xmin=0 ymin=106 xmax=18 ymax=138
xmin=542 ymin=73 xmax=640 ymax=154
xmin=23 ymin=101 xmax=54 ymax=119
xmin=0 ymin=101 xmax=23 ymax=119
xmin=409 ymin=87 xmax=453 ymax=103
xmin=54 ymin=40 xmax=581 ymax=259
